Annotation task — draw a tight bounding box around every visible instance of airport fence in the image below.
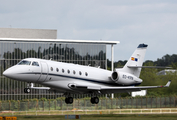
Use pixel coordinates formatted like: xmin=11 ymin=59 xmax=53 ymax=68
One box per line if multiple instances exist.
xmin=0 ymin=96 xmax=177 ymax=111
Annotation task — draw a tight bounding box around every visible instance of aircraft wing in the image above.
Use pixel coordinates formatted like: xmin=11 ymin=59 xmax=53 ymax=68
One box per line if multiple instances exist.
xmin=72 ymin=80 xmax=171 ymax=92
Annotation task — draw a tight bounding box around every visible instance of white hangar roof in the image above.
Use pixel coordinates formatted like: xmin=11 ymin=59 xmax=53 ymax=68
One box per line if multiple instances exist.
xmin=0 ymin=38 xmax=120 ymax=45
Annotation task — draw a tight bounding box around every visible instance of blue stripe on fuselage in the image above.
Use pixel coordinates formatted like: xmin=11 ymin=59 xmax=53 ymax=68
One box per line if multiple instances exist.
xmin=19 ymin=72 xmax=141 ymax=86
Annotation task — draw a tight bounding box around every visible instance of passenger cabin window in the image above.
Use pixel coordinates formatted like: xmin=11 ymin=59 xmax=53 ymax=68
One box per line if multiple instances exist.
xmin=85 ymin=72 xmax=88 ymax=76
xmin=18 ymin=60 xmax=31 ymax=65
xmin=51 ymin=67 xmax=53 ymax=71
xmin=73 ymin=70 xmax=76 ymax=74
xmin=32 ymin=62 xmax=39 ymax=66
xmin=79 ymin=71 xmax=82 ymax=75
xmin=68 ymin=70 xmax=70 ymax=74
xmin=62 ymin=69 xmax=65 ymax=73
xmin=56 ymin=68 xmax=59 ymax=72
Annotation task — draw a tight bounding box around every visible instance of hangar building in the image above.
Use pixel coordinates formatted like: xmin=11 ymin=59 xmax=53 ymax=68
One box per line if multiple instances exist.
xmin=0 ymin=28 xmax=119 ymax=100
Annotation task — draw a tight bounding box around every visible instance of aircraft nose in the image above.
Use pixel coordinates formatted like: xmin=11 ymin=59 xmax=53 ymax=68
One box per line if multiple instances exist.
xmin=3 ymin=66 xmax=18 ymax=79
xmin=3 ymin=68 xmax=13 ymax=78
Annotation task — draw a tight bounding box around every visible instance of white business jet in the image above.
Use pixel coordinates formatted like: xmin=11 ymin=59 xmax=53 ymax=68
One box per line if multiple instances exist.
xmin=3 ymin=44 xmax=171 ymax=104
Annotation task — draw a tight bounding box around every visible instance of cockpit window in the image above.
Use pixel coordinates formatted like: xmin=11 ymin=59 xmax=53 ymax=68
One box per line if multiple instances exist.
xmin=18 ymin=60 xmax=31 ymax=65
xmin=32 ymin=61 xmax=39 ymax=66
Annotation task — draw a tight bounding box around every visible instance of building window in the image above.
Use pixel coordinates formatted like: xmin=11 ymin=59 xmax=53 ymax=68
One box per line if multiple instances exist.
xmin=79 ymin=71 xmax=82 ymax=75
xmin=62 ymin=69 xmax=65 ymax=73
xmin=51 ymin=67 xmax=53 ymax=71
xmin=85 ymin=72 xmax=88 ymax=76
xmin=56 ymin=68 xmax=59 ymax=72
xmin=68 ymin=70 xmax=70 ymax=74
xmin=73 ymin=70 xmax=76 ymax=74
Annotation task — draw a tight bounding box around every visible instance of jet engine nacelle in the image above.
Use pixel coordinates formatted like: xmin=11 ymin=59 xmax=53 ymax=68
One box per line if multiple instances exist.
xmin=111 ymin=71 xmax=142 ymax=85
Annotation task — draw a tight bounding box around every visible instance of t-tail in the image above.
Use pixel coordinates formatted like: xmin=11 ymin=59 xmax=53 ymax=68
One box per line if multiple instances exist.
xmin=119 ymin=44 xmax=148 ymax=77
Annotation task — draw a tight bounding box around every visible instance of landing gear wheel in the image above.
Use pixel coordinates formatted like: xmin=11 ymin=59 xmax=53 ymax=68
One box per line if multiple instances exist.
xmin=65 ymin=98 xmax=68 ymax=103
xmin=90 ymin=97 xmax=99 ymax=104
xmin=91 ymin=97 xmax=94 ymax=104
xmin=24 ymin=88 xmax=31 ymax=93
xmin=65 ymin=97 xmax=73 ymax=104
xmin=94 ymin=97 xmax=99 ymax=104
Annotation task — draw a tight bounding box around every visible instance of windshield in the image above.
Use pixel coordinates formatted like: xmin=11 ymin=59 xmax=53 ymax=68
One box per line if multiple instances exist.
xmin=18 ymin=60 xmax=31 ymax=65
xmin=32 ymin=61 xmax=39 ymax=66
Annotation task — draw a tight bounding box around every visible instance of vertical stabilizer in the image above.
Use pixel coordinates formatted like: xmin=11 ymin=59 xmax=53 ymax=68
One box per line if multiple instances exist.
xmin=120 ymin=44 xmax=148 ymax=77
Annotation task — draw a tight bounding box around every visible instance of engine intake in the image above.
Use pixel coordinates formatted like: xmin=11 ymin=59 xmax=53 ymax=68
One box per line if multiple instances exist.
xmin=111 ymin=71 xmax=119 ymax=81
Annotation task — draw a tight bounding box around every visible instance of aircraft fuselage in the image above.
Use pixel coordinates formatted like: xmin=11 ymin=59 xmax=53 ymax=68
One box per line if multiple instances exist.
xmin=3 ymin=58 xmax=141 ymax=94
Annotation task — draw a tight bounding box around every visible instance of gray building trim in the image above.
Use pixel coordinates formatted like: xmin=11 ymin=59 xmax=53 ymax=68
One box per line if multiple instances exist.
xmin=0 ymin=28 xmax=57 ymax=39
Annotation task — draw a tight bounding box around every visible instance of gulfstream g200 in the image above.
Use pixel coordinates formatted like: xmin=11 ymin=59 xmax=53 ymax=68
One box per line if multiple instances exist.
xmin=3 ymin=44 xmax=171 ymax=104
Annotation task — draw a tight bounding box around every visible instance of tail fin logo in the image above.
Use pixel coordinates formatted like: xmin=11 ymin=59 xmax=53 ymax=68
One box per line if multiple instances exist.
xmin=131 ymin=57 xmax=138 ymax=62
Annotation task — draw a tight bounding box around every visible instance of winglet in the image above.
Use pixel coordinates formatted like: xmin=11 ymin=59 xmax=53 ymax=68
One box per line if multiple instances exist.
xmin=164 ymin=80 xmax=171 ymax=87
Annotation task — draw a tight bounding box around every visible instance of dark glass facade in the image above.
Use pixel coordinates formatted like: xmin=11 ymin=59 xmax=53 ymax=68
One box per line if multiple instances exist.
xmin=0 ymin=41 xmax=106 ymax=100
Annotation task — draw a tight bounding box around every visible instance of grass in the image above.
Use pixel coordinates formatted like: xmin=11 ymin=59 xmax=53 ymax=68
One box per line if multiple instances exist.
xmin=13 ymin=114 xmax=177 ymax=120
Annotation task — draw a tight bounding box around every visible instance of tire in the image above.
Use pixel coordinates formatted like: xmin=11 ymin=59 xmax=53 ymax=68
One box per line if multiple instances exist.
xmin=94 ymin=97 xmax=99 ymax=104
xmin=65 ymin=97 xmax=73 ymax=104
xmin=26 ymin=88 xmax=30 ymax=93
xmin=24 ymin=88 xmax=27 ymax=93
xmin=68 ymin=97 xmax=73 ymax=104
xmin=65 ymin=98 xmax=69 ymax=104
xmin=90 ymin=97 xmax=99 ymax=104
xmin=24 ymin=88 xmax=31 ymax=93
xmin=90 ymin=97 xmax=94 ymax=104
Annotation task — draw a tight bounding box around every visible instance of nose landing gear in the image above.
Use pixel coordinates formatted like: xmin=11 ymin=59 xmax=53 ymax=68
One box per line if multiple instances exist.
xmin=24 ymin=83 xmax=31 ymax=93
xmin=24 ymin=88 xmax=31 ymax=93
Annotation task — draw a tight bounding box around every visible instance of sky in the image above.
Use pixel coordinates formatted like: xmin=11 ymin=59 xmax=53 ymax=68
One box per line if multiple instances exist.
xmin=0 ymin=0 xmax=177 ymax=61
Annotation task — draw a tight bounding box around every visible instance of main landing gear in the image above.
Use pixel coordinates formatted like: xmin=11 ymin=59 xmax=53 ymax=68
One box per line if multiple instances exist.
xmin=65 ymin=97 xmax=73 ymax=104
xmin=64 ymin=94 xmax=99 ymax=104
xmin=90 ymin=97 xmax=99 ymax=104
xmin=65 ymin=96 xmax=99 ymax=104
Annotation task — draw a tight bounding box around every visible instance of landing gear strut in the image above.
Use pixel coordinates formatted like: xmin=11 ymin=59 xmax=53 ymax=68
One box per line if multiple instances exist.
xmin=24 ymin=83 xmax=31 ymax=93
xmin=90 ymin=97 xmax=99 ymax=104
xmin=65 ymin=97 xmax=73 ymax=104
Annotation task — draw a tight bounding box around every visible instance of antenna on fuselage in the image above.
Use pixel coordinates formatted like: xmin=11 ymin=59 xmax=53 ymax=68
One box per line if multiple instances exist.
xmin=50 ymin=58 xmax=52 ymax=60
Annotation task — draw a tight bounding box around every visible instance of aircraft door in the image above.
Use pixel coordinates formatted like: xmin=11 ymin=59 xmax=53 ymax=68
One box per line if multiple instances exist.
xmin=38 ymin=62 xmax=48 ymax=82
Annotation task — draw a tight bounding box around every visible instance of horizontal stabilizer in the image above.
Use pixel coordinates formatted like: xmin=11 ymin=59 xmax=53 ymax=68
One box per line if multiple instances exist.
xmin=164 ymin=80 xmax=171 ymax=87
xmin=127 ymin=66 xmax=172 ymax=69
